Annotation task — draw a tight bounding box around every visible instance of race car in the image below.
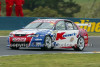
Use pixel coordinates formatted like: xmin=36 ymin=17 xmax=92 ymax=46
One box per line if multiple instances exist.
xmin=7 ymin=19 xmax=88 ymax=51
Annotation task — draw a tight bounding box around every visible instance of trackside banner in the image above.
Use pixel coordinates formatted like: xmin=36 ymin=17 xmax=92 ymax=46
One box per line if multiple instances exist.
xmin=67 ymin=18 xmax=100 ymax=33
xmin=74 ymin=20 xmax=100 ymax=33
xmin=0 ymin=17 xmax=100 ymax=32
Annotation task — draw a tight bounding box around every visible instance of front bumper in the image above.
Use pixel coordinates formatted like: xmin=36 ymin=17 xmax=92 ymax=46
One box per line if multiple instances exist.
xmin=7 ymin=42 xmax=44 ymax=48
xmin=7 ymin=36 xmax=45 ymax=48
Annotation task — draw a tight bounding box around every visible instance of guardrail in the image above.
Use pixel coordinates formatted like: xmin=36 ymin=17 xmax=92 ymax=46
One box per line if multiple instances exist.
xmin=0 ymin=17 xmax=100 ymax=32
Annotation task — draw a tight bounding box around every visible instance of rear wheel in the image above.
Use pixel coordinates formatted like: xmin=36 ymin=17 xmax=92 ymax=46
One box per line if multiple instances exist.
xmin=73 ymin=37 xmax=85 ymax=51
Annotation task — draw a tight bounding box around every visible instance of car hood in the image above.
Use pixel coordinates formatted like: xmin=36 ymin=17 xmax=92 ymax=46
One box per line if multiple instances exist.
xmin=10 ymin=29 xmax=51 ymax=34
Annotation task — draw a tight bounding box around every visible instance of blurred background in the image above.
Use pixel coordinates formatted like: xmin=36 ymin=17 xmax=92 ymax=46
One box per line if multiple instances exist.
xmin=0 ymin=0 xmax=100 ymax=36
xmin=0 ymin=0 xmax=99 ymax=18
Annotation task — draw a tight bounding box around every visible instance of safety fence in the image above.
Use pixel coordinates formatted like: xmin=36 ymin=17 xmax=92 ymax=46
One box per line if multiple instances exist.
xmin=0 ymin=17 xmax=100 ymax=32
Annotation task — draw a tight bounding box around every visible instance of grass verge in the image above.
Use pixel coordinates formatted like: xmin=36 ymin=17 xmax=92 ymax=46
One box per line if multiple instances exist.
xmin=0 ymin=30 xmax=11 ymax=36
xmin=0 ymin=54 xmax=100 ymax=67
xmin=88 ymin=33 xmax=100 ymax=36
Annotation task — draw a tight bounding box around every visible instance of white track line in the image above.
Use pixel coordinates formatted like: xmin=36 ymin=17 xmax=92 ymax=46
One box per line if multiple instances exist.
xmin=57 ymin=51 xmax=100 ymax=54
xmin=0 ymin=36 xmax=8 ymax=37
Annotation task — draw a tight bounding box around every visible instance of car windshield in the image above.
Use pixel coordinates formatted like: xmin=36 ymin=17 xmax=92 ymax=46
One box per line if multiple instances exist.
xmin=24 ymin=22 xmax=54 ymax=29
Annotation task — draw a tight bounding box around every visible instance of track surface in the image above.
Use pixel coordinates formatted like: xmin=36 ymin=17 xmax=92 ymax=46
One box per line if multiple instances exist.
xmin=0 ymin=36 xmax=100 ymax=56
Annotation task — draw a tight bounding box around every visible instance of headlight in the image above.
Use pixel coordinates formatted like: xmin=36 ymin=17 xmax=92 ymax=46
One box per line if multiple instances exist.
xmin=27 ymin=34 xmax=39 ymax=37
xmin=9 ymin=34 xmax=14 ymax=37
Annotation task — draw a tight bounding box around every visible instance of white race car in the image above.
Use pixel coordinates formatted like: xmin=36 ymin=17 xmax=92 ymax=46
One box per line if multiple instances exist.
xmin=7 ymin=19 xmax=88 ymax=51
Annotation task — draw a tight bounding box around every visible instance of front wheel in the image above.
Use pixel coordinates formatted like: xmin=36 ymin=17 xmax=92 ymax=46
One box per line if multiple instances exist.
xmin=73 ymin=37 xmax=85 ymax=51
xmin=41 ymin=36 xmax=54 ymax=50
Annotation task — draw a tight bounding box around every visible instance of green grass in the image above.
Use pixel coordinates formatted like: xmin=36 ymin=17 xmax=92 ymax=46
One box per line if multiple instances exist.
xmin=88 ymin=33 xmax=100 ymax=36
xmin=0 ymin=31 xmax=100 ymax=36
xmin=0 ymin=54 xmax=100 ymax=67
xmin=0 ymin=30 xmax=12 ymax=36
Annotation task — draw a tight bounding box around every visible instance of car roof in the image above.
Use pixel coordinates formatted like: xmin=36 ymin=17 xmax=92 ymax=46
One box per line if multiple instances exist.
xmin=33 ymin=19 xmax=67 ymax=23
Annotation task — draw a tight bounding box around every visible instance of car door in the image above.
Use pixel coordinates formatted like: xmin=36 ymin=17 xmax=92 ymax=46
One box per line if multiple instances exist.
xmin=55 ymin=20 xmax=79 ymax=47
xmin=64 ymin=21 xmax=79 ymax=46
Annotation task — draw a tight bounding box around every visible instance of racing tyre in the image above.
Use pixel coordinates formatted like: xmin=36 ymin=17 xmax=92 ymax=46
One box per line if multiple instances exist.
xmin=10 ymin=47 xmax=19 ymax=50
xmin=73 ymin=37 xmax=85 ymax=51
xmin=42 ymin=36 xmax=54 ymax=50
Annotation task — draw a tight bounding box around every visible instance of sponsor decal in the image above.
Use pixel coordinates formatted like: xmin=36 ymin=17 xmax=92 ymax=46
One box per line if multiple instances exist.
xmin=75 ymin=20 xmax=100 ymax=32
xmin=55 ymin=43 xmax=75 ymax=47
xmin=56 ymin=32 xmax=66 ymax=40
xmin=56 ymin=32 xmax=76 ymax=40
xmin=35 ymin=39 xmax=42 ymax=41
xmin=63 ymin=33 xmax=76 ymax=37
xmin=13 ymin=38 xmax=26 ymax=42
xmin=70 ymin=37 xmax=74 ymax=42
xmin=36 ymin=42 xmax=41 ymax=45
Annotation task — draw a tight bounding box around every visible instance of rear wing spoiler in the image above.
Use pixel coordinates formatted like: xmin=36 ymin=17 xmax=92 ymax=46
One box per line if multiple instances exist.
xmin=76 ymin=23 xmax=91 ymax=27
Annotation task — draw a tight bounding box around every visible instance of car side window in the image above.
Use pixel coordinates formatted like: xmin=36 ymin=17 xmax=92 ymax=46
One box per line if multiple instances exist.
xmin=66 ymin=22 xmax=74 ymax=30
xmin=73 ymin=24 xmax=78 ymax=30
xmin=56 ymin=21 xmax=65 ymax=30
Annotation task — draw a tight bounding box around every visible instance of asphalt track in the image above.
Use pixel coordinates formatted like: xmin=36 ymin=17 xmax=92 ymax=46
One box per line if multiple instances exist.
xmin=0 ymin=36 xmax=100 ymax=56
